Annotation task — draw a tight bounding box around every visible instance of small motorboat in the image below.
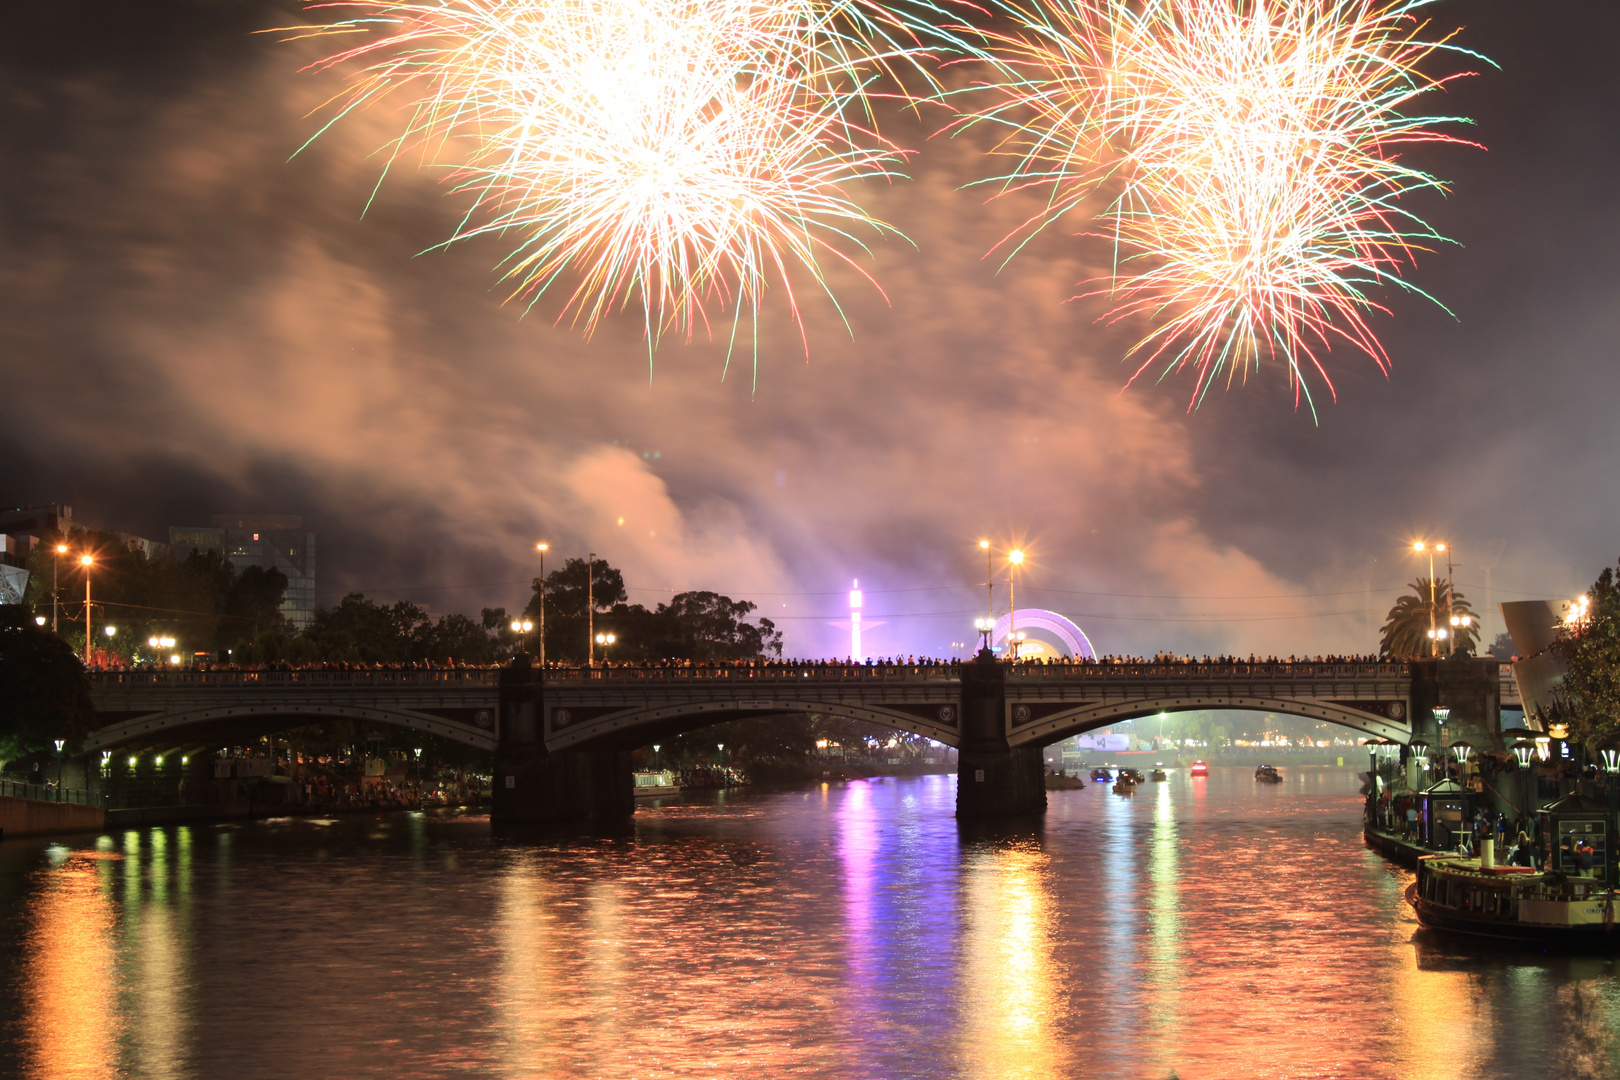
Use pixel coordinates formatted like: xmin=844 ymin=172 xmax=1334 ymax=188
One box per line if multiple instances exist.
xmin=1090 ymin=767 xmax=1114 ymax=783
xmin=1150 ymin=766 xmax=1168 ymax=782
xmin=1255 ymin=765 xmax=1283 ymax=783
xmin=1190 ymin=760 xmax=1209 ymax=777
xmin=1118 ymin=767 xmax=1146 ymax=784
xmin=1112 ymin=777 xmax=1137 ymax=795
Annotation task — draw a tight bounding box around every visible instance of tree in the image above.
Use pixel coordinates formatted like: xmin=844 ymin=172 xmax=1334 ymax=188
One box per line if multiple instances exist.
xmin=648 ymin=591 xmax=783 ymax=660
xmin=523 ymin=556 xmax=629 ymax=663
xmin=1554 ymin=561 xmax=1620 ymax=753
xmin=0 ymin=607 xmax=94 ymax=767
xmin=1380 ymin=578 xmax=1479 ymax=657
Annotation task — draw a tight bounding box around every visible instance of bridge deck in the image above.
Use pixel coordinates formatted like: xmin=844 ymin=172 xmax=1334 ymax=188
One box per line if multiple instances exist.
xmin=84 ymin=661 xmax=1518 ymax=754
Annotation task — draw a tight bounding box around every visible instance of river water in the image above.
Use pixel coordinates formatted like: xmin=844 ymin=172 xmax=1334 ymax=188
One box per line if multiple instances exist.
xmin=2 ymin=768 xmax=1618 ymax=1079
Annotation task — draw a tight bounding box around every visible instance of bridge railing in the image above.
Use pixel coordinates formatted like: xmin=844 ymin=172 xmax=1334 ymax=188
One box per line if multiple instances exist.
xmin=0 ymin=777 xmax=107 ymax=808
xmin=86 ymin=661 xmax=1418 ymax=689
xmin=1007 ymin=661 xmax=1412 ymax=680
xmin=88 ymin=670 xmax=501 ymax=688
xmin=544 ymin=664 xmax=961 ymax=682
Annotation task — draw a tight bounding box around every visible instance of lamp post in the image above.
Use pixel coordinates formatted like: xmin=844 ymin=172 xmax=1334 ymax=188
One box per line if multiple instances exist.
xmin=536 ymin=542 xmax=549 ymax=666
xmin=1599 ymin=733 xmax=1620 ymax=885
xmin=979 ymin=539 xmax=992 ymax=632
xmin=509 ymin=619 xmax=533 ymax=655
xmin=595 ymin=632 xmax=616 ymax=664
xmin=587 ymin=551 xmax=596 ymax=667
xmin=79 ymin=554 xmax=94 ymax=665
xmin=974 ymin=617 xmax=994 ymax=652
xmin=1448 ymin=614 xmax=1473 ymax=657
xmin=1412 ymin=541 xmax=1448 ymax=657
xmin=1008 ymin=549 xmax=1024 ymax=660
xmin=52 ymin=543 xmax=66 ymax=632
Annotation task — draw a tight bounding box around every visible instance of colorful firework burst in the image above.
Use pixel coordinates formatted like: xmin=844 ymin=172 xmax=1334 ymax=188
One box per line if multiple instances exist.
xmin=287 ymin=0 xmax=955 ymax=376
xmin=963 ymin=0 xmax=1486 ymax=412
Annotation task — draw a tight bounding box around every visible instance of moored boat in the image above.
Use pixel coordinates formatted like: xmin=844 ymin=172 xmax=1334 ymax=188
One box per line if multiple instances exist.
xmin=632 ymin=770 xmax=679 ymax=798
xmin=1408 ymin=844 xmax=1619 ymax=944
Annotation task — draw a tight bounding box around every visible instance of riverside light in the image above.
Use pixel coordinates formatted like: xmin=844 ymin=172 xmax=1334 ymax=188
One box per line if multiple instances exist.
xmin=1513 ymin=741 xmax=1534 ymax=769
xmin=1451 ymin=742 xmax=1473 ymax=767
xmin=34 ymin=616 xmax=45 ymax=626
xmin=104 ymin=625 xmax=116 ymax=637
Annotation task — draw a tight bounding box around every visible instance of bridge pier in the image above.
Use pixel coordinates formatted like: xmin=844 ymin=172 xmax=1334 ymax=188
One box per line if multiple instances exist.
xmin=956 ymin=653 xmax=1047 ymax=818
xmin=492 ymin=657 xmax=634 ymax=828
xmin=1407 ymin=657 xmax=1505 ymax=751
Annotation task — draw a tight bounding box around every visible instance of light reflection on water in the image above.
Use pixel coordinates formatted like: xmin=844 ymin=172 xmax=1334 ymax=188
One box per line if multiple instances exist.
xmin=2 ymin=768 xmax=1619 ymax=1079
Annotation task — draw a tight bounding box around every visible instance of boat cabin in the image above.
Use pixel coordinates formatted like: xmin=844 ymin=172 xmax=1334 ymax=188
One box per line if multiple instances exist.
xmin=1539 ymin=792 xmax=1611 ymax=884
xmin=1419 ymin=778 xmax=1470 ymax=850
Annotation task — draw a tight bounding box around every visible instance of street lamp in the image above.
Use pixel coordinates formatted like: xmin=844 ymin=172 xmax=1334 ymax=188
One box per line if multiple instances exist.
xmin=52 ymin=543 xmax=66 ymax=632
xmin=978 ymin=539 xmax=992 ymax=632
xmin=536 ymin=542 xmax=549 ymax=666
xmin=1449 ymin=614 xmax=1472 ymax=656
xmin=1008 ymin=549 xmax=1024 ymax=659
xmin=974 ymin=616 xmax=994 ymax=651
xmin=595 ymin=632 xmax=616 ymax=663
xmin=1011 ymin=630 xmax=1027 ymax=659
xmin=79 ymin=553 xmax=93 ymax=665
xmin=587 ymin=551 xmax=596 ymax=667
xmin=509 ymin=619 xmax=533 ymax=654
xmin=1412 ymin=541 xmax=1449 ymax=657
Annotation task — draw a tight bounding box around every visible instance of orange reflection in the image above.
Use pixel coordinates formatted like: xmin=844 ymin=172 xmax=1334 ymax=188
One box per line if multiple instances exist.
xmin=959 ymin=843 xmax=1065 ymax=1078
xmin=21 ymin=852 xmax=122 ymax=1079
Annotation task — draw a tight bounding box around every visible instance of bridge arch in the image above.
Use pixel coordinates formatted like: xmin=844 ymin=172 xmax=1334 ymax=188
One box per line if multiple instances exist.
xmin=1006 ymin=696 xmax=1411 ymax=749
xmin=545 ymin=698 xmax=962 ymax=754
xmin=84 ymin=704 xmax=499 ymax=754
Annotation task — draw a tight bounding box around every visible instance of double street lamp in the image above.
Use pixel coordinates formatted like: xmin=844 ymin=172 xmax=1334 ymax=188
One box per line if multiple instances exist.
xmin=510 ymin=619 xmax=534 ymax=655
xmin=974 ymin=616 xmax=994 ymax=651
xmin=595 ymin=632 xmax=616 ymax=663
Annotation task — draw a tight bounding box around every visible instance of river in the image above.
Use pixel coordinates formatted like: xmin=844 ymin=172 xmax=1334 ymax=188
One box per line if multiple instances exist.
xmin=2 ymin=767 xmax=1617 ymax=1079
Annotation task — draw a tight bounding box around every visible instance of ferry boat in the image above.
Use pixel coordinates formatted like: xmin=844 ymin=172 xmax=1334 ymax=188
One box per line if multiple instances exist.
xmin=1408 ymin=845 xmax=1618 ymax=944
xmin=632 ymin=770 xmax=679 ymax=798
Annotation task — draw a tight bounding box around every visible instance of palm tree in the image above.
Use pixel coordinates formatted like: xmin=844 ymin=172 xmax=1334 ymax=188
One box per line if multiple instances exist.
xmin=1380 ymin=578 xmax=1479 ymax=657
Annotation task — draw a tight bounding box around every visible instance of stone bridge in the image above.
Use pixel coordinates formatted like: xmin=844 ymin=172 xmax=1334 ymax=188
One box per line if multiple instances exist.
xmin=86 ymin=655 xmax=1516 ymax=823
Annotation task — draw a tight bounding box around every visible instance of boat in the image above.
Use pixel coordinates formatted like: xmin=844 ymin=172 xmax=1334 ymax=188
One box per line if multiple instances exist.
xmin=1112 ymin=776 xmax=1137 ymax=795
xmin=1118 ymin=767 xmax=1146 ymax=784
xmin=1190 ymin=760 xmax=1208 ymax=777
xmin=1090 ymin=767 xmax=1114 ymax=783
xmin=1150 ymin=766 xmax=1168 ymax=782
xmin=1408 ymin=845 xmax=1618 ymax=944
xmin=632 ymin=770 xmax=679 ymax=798
xmin=1255 ymin=765 xmax=1283 ymax=783
xmin=1045 ymin=771 xmax=1086 ymax=790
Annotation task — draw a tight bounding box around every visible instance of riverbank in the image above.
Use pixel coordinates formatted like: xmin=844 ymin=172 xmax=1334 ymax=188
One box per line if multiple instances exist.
xmin=0 ymin=794 xmax=106 ymax=840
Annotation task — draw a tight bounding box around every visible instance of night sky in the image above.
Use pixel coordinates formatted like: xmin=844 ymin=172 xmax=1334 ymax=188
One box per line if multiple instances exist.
xmin=2 ymin=0 xmax=1616 ymax=659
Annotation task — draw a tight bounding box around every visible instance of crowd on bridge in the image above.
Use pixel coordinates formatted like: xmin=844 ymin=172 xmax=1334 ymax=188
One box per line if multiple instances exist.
xmin=89 ymin=650 xmax=1405 ymax=678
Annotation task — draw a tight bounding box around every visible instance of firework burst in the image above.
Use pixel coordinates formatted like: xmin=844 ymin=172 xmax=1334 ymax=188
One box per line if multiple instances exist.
xmin=964 ymin=0 xmax=1486 ymax=412
xmin=287 ymin=0 xmax=953 ymax=376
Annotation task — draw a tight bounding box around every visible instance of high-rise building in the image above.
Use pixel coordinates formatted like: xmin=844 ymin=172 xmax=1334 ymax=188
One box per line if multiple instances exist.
xmin=169 ymin=515 xmax=316 ymax=630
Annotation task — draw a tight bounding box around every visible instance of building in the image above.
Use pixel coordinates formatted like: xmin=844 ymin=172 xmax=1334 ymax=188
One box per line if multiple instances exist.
xmin=0 ymin=504 xmax=76 ymax=605
xmin=169 ymin=515 xmax=316 ymax=630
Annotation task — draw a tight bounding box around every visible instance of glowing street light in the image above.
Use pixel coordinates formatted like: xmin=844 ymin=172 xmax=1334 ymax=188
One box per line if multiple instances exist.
xmin=1412 ymin=541 xmax=1449 ymax=657
xmin=1008 ymin=549 xmax=1025 ymax=659
xmin=103 ymin=625 xmax=116 ymax=638
xmin=974 ymin=616 xmax=994 ymax=651
xmin=52 ymin=542 xmax=67 ymax=632
xmin=79 ymin=553 xmax=93 ymax=665
xmin=978 ymin=539 xmax=992 ymax=632
xmin=595 ymin=631 xmax=616 ymax=663
xmin=536 ymin=541 xmax=549 ymax=666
